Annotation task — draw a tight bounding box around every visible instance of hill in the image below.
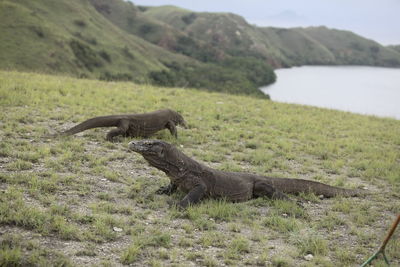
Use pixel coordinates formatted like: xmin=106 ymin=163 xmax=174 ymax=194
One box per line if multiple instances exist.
xmin=0 ymin=0 xmax=196 ymax=82
xmin=1 ymin=0 xmax=400 ymax=97
xmin=85 ymin=0 xmax=275 ymax=97
xmin=143 ymin=5 xmax=400 ymax=68
xmin=388 ymin=45 xmax=400 ymax=54
xmin=0 ymin=0 xmax=274 ymax=97
xmin=88 ymin=0 xmax=221 ymax=62
xmin=1 ymin=70 xmax=399 ymax=266
xmin=297 ymin=27 xmax=400 ymax=66
xmin=258 ymin=27 xmax=335 ymax=66
xmin=142 ymin=5 xmax=290 ymax=67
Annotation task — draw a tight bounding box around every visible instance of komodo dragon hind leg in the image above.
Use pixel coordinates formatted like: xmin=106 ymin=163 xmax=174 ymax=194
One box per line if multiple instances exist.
xmin=165 ymin=121 xmax=178 ymax=138
xmin=106 ymin=120 xmax=129 ymax=141
xmin=253 ymin=181 xmax=291 ymax=201
xmin=156 ymin=183 xmax=178 ymax=195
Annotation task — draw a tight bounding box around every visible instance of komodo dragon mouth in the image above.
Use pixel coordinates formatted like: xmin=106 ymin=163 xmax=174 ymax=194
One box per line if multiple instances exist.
xmin=128 ymin=140 xmax=175 ymax=173
xmin=128 ymin=140 xmax=166 ymax=153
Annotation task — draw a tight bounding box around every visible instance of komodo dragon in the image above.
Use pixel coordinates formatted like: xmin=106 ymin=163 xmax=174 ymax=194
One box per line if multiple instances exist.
xmin=129 ymin=140 xmax=365 ymax=209
xmin=58 ymin=109 xmax=187 ymax=141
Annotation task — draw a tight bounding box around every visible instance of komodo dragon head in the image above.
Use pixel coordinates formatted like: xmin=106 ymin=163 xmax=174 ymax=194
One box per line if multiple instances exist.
xmin=129 ymin=140 xmax=187 ymax=175
xmin=172 ymin=111 xmax=188 ymax=129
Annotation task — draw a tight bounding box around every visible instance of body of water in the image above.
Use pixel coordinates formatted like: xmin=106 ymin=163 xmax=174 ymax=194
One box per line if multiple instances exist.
xmin=261 ymin=66 xmax=400 ymax=119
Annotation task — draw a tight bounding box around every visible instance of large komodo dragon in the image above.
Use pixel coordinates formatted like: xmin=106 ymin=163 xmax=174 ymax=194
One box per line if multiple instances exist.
xmin=129 ymin=140 xmax=365 ymax=209
xmin=59 ymin=109 xmax=187 ymax=141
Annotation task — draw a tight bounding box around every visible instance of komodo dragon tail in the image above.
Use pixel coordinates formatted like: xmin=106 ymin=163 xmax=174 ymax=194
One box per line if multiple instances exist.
xmin=60 ymin=115 xmax=123 ymax=136
xmin=265 ymin=177 xmax=366 ymax=197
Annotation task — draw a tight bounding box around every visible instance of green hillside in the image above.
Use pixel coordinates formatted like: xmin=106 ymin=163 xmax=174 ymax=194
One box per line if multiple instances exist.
xmin=258 ymin=27 xmax=335 ymax=66
xmin=1 ymin=71 xmax=399 ymax=266
xmin=1 ymin=0 xmax=400 ymax=98
xmin=144 ymin=5 xmax=400 ymax=68
xmin=0 ymin=0 xmax=191 ymax=82
xmin=297 ymin=27 xmax=400 ymax=66
xmin=143 ymin=6 xmax=286 ymax=67
xmin=388 ymin=45 xmax=400 ymax=54
xmin=0 ymin=0 xmax=275 ymax=97
xmin=88 ymin=0 xmax=200 ymax=54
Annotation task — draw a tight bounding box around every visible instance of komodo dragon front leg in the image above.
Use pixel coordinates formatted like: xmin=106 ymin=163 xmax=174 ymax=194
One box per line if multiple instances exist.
xmin=165 ymin=121 xmax=178 ymax=138
xmin=156 ymin=183 xmax=178 ymax=195
xmin=106 ymin=119 xmax=129 ymax=141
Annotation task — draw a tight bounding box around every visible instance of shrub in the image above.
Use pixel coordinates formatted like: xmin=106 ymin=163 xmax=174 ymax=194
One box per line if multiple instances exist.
xmin=122 ymin=46 xmax=135 ymax=59
xmin=139 ymin=24 xmax=155 ymax=35
xmin=182 ymin=13 xmax=197 ymax=25
xmin=70 ymin=40 xmax=102 ymax=70
xmin=98 ymin=50 xmax=111 ymax=62
xmin=137 ymin=6 xmax=148 ymax=12
xmin=73 ymin=20 xmax=86 ymax=27
xmin=99 ymin=72 xmax=133 ymax=82
xmin=29 ymin=26 xmax=44 ymax=38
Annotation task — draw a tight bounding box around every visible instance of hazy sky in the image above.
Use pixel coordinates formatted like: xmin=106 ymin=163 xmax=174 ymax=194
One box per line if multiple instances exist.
xmin=131 ymin=0 xmax=400 ymax=45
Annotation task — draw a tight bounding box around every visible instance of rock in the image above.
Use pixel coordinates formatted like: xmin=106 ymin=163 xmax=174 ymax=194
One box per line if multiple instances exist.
xmin=304 ymin=254 xmax=314 ymax=261
xmin=318 ymin=194 xmax=324 ymax=200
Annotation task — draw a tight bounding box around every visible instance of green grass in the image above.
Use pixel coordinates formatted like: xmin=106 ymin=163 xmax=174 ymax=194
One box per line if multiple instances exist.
xmin=290 ymin=231 xmax=328 ymax=256
xmin=0 ymin=233 xmax=73 ymax=266
xmin=263 ymin=215 xmax=301 ymax=234
xmin=0 ymin=70 xmax=399 ymax=266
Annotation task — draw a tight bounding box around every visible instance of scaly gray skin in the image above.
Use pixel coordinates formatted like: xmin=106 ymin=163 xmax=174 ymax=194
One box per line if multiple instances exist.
xmin=59 ymin=109 xmax=187 ymax=141
xmin=129 ymin=140 xmax=365 ymax=209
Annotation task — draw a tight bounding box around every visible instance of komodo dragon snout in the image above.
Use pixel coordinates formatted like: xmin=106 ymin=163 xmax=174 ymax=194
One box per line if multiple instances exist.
xmin=129 ymin=140 xmax=167 ymax=154
xmin=129 ymin=140 xmax=177 ymax=174
xmin=175 ymin=113 xmax=188 ymax=129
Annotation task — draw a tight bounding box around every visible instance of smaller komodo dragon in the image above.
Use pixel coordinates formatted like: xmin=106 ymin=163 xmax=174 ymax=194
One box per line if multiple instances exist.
xmin=129 ymin=140 xmax=366 ymax=209
xmin=58 ymin=109 xmax=187 ymax=141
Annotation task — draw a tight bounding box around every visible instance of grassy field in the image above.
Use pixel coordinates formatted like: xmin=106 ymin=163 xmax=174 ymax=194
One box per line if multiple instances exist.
xmin=0 ymin=70 xmax=399 ymax=266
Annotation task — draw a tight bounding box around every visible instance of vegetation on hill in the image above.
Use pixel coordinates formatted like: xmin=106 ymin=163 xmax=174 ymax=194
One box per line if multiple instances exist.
xmin=148 ymin=57 xmax=275 ymax=97
xmin=86 ymin=0 xmax=275 ymax=97
xmin=0 ymin=0 xmax=188 ymax=81
xmin=144 ymin=6 xmax=400 ymax=68
xmin=388 ymin=44 xmax=400 ymax=54
xmin=1 ymin=71 xmax=399 ymax=266
xmin=1 ymin=0 xmax=400 ymax=98
xmin=297 ymin=27 xmax=400 ymax=66
xmin=0 ymin=0 xmax=274 ymax=97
